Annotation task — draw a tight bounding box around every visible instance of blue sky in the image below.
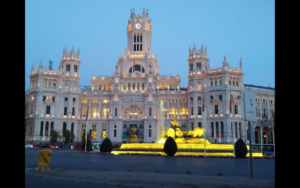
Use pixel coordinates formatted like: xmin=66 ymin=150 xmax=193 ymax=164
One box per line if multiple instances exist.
xmin=25 ymin=0 xmax=274 ymax=90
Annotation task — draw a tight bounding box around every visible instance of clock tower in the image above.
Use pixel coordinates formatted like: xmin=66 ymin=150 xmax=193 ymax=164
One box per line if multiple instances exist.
xmin=127 ymin=8 xmax=152 ymax=55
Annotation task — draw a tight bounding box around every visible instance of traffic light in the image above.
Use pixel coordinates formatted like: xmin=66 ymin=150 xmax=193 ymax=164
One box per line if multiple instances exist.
xmin=88 ymin=129 xmax=92 ymax=137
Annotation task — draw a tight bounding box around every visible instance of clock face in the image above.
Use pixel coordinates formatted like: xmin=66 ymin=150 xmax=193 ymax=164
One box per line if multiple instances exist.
xmin=135 ymin=23 xmax=141 ymax=29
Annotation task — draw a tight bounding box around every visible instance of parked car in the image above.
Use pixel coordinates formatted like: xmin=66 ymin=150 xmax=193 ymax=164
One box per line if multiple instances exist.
xmin=25 ymin=143 xmax=33 ymax=148
xmin=92 ymin=143 xmax=101 ymax=151
xmin=40 ymin=143 xmax=52 ymax=148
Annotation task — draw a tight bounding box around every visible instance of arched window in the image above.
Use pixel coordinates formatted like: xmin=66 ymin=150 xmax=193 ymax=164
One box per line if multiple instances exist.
xmin=48 ymin=82 xmax=51 ymax=88
xmin=221 ymin=122 xmax=224 ymax=137
xmin=215 ymin=81 xmax=218 ymax=86
xmin=236 ymin=81 xmax=239 ymax=86
xmin=124 ymin=83 xmax=126 ymax=90
xmin=72 ymin=107 xmax=75 ymax=116
xmin=53 ymin=83 xmax=56 ymax=88
xmin=40 ymin=121 xmax=44 ymax=136
xmin=149 ymin=107 xmax=152 ymax=116
xmin=233 ymin=81 xmax=235 ymax=86
xmin=219 ymin=80 xmax=222 ymax=85
xmin=142 ymin=83 xmax=144 ymax=90
xmin=65 ymin=97 xmax=68 ymax=101
xmin=211 ymin=122 xmax=214 ymax=137
xmin=71 ymin=123 xmax=74 ymax=134
xmin=44 ymin=82 xmax=47 ymax=87
xmin=216 ymin=122 xmax=219 ymax=137
xmin=137 ymin=83 xmax=140 ymax=90
xmin=63 ymin=122 xmax=67 ymax=137
xmin=229 ymin=80 xmax=231 ymax=85
xmin=133 ymin=83 xmax=135 ymax=90
xmin=114 ymin=125 xmax=117 ymax=137
xmin=211 ymin=81 xmax=213 ymax=86
xmin=51 ymin=122 xmax=54 ymax=131
xmin=190 ymin=64 xmax=193 ymax=71
xmin=239 ymin=123 xmax=242 ymax=139
xmin=198 ymin=122 xmax=202 ymax=128
xmin=235 ymin=122 xmax=238 ymax=138
xmin=45 ymin=122 xmax=49 ymax=137
xmin=149 ymin=125 xmax=152 ymax=137
xmin=128 ymin=83 xmax=131 ymax=90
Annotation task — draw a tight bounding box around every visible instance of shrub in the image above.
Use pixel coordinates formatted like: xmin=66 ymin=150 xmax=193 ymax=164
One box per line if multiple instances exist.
xmin=50 ymin=130 xmax=58 ymax=145
xmin=164 ymin=137 xmax=177 ymax=156
xmin=234 ymin=138 xmax=248 ymax=158
xmin=100 ymin=138 xmax=113 ymax=152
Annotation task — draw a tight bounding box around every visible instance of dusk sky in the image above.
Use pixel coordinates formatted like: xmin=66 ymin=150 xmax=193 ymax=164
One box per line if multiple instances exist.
xmin=25 ymin=0 xmax=274 ymax=91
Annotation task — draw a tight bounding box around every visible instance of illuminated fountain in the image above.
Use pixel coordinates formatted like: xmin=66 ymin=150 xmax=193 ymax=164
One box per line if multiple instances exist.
xmin=112 ymin=100 xmax=263 ymax=157
xmin=156 ymin=99 xmax=167 ymax=143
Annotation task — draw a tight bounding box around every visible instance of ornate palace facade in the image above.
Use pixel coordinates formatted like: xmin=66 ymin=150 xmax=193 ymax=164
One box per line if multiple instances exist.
xmin=25 ymin=8 xmax=275 ymax=145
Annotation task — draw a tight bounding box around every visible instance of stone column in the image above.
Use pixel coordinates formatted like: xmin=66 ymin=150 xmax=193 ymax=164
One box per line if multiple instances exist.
xmin=177 ymin=98 xmax=180 ymax=119
xmin=214 ymin=122 xmax=216 ymax=139
xmin=167 ymin=98 xmax=169 ymax=119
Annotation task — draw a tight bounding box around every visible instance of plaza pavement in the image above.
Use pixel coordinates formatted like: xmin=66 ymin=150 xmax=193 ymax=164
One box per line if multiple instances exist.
xmin=25 ymin=168 xmax=275 ymax=188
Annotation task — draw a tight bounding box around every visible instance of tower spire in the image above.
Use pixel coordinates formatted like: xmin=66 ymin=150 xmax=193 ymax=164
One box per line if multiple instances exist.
xmin=239 ymin=58 xmax=242 ymax=70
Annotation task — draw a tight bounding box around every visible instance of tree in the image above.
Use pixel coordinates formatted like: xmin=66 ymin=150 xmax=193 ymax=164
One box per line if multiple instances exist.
xmin=164 ymin=137 xmax=177 ymax=156
xmin=100 ymin=138 xmax=113 ymax=152
xmin=81 ymin=130 xmax=92 ymax=151
xmin=50 ymin=130 xmax=58 ymax=145
xmin=235 ymin=138 xmax=248 ymax=158
xmin=64 ymin=129 xmax=75 ymax=143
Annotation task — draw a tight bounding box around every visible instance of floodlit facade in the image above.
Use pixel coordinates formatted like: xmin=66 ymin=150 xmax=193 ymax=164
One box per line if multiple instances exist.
xmin=25 ymin=8 xmax=275 ymax=145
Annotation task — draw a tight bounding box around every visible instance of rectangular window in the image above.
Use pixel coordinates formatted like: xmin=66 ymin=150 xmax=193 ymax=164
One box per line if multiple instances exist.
xmin=64 ymin=107 xmax=67 ymax=115
xmin=134 ymin=35 xmax=136 ymax=42
xmin=191 ymin=107 xmax=193 ymax=115
xmin=235 ymin=105 xmax=238 ymax=114
xmin=72 ymin=107 xmax=75 ymax=116
xmin=137 ymin=34 xmax=139 ymax=42
xmin=219 ymin=95 xmax=222 ymax=100
xmin=114 ymin=129 xmax=117 ymax=137
xmin=149 ymin=107 xmax=151 ymax=116
xmin=219 ymin=80 xmax=222 ymax=85
xmin=140 ymin=44 xmax=142 ymax=51
xmin=43 ymin=96 xmax=46 ymax=101
xmin=46 ymin=105 xmax=50 ymax=114
xmin=215 ymin=81 xmax=218 ymax=86
xmin=211 ymin=81 xmax=213 ymax=86
xmin=115 ymin=107 xmax=117 ymax=116
xmin=140 ymin=35 xmax=142 ymax=42
xmin=214 ymin=105 xmax=218 ymax=114
xmin=198 ymin=106 xmax=202 ymax=115
xmin=198 ymin=122 xmax=202 ymax=128
xmin=52 ymin=97 xmax=55 ymax=102
xmin=190 ymin=64 xmax=193 ymax=71
xmin=149 ymin=129 xmax=151 ymax=137
xmin=73 ymin=98 xmax=76 ymax=102
xmin=134 ymin=44 xmax=136 ymax=51
xmin=137 ymin=44 xmax=139 ymax=51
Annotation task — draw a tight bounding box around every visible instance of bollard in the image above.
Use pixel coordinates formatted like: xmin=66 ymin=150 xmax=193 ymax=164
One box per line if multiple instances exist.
xmin=36 ymin=150 xmax=52 ymax=172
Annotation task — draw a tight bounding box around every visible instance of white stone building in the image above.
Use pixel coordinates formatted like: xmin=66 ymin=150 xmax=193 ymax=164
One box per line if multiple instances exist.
xmin=25 ymin=8 xmax=275 ymax=145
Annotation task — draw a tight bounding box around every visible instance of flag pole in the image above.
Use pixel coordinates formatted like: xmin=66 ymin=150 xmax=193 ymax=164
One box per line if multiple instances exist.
xmin=230 ymin=89 xmax=235 ymax=157
xmin=260 ymin=115 xmax=262 ymax=154
xmin=202 ymin=92 xmax=206 ymax=157
xmin=271 ymin=114 xmax=275 ymax=156
xmin=85 ymin=100 xmax=90 ymax=152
